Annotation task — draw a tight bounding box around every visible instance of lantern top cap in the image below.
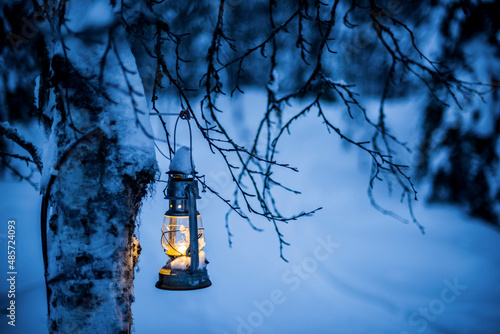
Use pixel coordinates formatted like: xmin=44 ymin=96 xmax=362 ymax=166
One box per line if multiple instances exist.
xmin=169 ymin=146 xmax=195 ymax=175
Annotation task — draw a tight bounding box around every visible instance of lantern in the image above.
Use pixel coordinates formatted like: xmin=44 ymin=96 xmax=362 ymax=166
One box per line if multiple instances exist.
xmin=156 ymin=165 xmax=212 ymax=290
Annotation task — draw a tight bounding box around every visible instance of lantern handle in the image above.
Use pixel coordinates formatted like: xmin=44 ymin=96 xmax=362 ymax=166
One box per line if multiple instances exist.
xmin=173 ymin=109 xmax=196 ymax=175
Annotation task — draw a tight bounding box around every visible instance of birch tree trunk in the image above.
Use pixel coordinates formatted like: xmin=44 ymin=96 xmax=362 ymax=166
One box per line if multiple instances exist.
xmin=43 ymin=1 xmax=156 ymax=332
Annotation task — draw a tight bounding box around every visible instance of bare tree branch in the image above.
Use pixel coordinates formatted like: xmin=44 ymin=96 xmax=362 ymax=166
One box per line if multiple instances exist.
xmin=0 ymin=122 xmax=43 ymax=173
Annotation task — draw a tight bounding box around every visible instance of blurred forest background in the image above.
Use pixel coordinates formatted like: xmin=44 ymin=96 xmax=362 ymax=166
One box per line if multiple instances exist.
xmin=1 ymin=0 xmax=499 ymax=333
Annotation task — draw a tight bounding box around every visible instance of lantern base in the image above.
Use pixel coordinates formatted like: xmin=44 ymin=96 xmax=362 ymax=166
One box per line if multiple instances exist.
xmin=156 ymin=267 xmax=212 ymax=291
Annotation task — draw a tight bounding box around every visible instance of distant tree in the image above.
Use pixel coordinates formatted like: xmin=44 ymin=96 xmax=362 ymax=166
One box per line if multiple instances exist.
xmin=415 ymin=0 xmax=500 ymax=225
xmin=0 ymin=0 xmax=495 ymax=332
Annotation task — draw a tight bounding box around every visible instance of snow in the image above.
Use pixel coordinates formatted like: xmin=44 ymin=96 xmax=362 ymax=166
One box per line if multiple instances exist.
xmin=170 ymin=252 xmax=207 ymax=270
xmin=1 ymin=91 xmax=500 ymax=334
xmin=44 ymin=0 xmax=156 ymax=184
xmin=169 ymin=146 xmax=195 ymax=174
xmin=267 ymin=69 xmax=280 ymax=94
xmin=170 ymin=256 xmax=190 ymax=270
xmin=40 ymin=110 xmax=58 ymax=190
xmin=65 ymin=1 xmax=117 ymax=34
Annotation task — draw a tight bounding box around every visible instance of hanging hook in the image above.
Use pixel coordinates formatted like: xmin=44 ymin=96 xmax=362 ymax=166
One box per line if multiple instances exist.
xmin=179 ymin=109 xmax=191 ymax=120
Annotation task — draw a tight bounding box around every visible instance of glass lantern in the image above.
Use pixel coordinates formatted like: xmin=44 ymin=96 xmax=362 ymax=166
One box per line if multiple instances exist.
xmin=156 ymin=172 xmax=212 ymax=290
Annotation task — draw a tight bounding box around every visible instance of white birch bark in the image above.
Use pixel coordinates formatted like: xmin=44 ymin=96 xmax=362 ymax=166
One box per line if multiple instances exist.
xmin=42 ymin=1 xmax=156 ymax=332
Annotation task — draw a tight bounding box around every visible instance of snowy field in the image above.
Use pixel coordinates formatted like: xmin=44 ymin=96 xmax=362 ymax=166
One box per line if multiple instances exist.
xmin=1 ymin=91 xmax=500 ymax=334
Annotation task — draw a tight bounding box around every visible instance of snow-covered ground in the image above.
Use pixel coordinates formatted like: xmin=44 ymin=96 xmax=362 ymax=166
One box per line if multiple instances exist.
xmin=1 ymin=91 xmax=499 ymax=334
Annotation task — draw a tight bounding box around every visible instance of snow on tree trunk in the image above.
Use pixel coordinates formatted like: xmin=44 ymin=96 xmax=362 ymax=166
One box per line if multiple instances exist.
xmin=42 ymin=1 xmax=156 ymax=332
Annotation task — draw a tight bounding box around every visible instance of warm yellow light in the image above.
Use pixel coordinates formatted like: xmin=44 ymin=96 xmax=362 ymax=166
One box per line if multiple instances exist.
xmin=177 ymin=244 xmax=188 ymax=254
xmin=177 ymin=204 xmax=182 ymax=209
xmin=161 ymin=215 xmax=205 ymax=257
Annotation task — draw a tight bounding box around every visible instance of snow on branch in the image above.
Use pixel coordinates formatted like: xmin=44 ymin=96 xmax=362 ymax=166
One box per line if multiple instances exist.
xmin=0 ymin=122 xmax=43 ymax=173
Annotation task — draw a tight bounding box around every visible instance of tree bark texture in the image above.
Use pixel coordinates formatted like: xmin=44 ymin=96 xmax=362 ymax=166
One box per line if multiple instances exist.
xmin=44 ymin=2 xmax=156 ymax=332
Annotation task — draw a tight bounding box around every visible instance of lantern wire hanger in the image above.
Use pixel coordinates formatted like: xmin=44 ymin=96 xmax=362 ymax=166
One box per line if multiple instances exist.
xmin=172 ymin=109 xmax=195 ymax=174
xmin=161 ymin=109 xmax=201 ymax=197
xmin=151 ymin=109 xmax=204 ymax=185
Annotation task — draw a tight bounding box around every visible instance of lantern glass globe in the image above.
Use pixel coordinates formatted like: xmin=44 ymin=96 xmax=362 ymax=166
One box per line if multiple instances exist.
xmin=161 ymin=214 xmax=205 ymax=256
